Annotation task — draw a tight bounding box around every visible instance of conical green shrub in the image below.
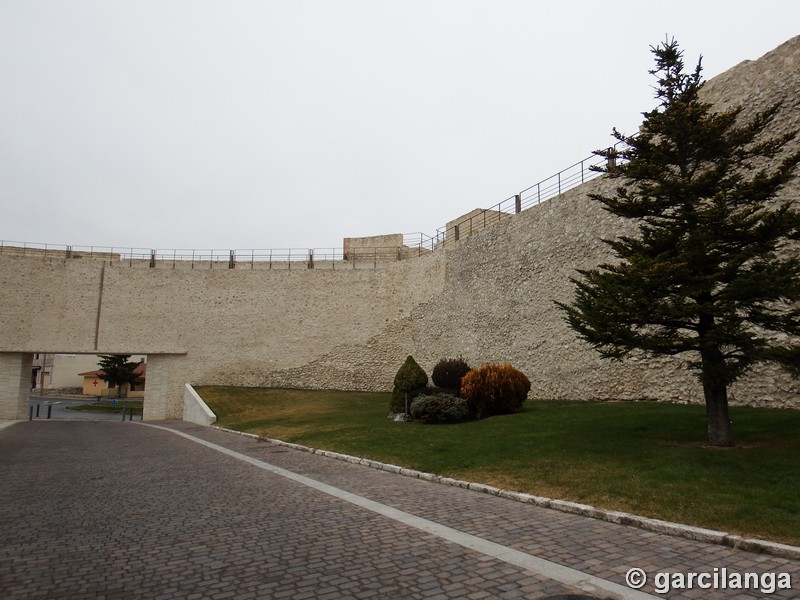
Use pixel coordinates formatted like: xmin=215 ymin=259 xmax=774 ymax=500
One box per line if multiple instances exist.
xmin=389 ymin=355 xmax=428 ymax=414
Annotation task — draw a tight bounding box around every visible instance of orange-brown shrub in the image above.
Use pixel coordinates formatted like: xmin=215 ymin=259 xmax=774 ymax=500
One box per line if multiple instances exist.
xmin=460 ymin=363 xmax=531 ymax=419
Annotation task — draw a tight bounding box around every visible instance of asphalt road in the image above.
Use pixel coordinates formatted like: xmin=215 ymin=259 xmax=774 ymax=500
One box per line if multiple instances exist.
xmin=27 ymin=396 xmax=141 ymax=421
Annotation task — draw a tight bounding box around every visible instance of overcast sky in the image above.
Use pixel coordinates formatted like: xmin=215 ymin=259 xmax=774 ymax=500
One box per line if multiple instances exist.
xmin=2 ymin=1 xmax=799 ymax=252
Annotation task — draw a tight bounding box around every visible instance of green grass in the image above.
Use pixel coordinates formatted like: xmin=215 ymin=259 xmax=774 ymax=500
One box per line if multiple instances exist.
xmin=65 ymin=400 xmax=143 ymax=414
xmin=197 ymin=386 xmax=800 ymax=545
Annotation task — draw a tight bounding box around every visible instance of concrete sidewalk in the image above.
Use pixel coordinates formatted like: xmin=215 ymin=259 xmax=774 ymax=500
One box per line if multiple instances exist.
xmin=0 ymin=420 xmax=797 ymax=599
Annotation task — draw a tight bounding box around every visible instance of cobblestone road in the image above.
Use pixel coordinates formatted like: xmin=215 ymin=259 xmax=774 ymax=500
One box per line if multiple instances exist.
xmin=1 ymin=420 xmax=798 ymax=599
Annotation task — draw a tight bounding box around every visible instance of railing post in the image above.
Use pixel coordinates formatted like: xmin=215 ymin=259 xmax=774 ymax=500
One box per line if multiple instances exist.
xmin=150 ymin=249 xmax=156 ymax=268
xmin=308 ymin=249 xmax=314 ymax=269
xmin=515 ymin=194 xmax=521 ymax=214
xmin=229 ymin=250 xmax=235 ymax=269
xmin=607 ymin=146 xmax=617 ymax=170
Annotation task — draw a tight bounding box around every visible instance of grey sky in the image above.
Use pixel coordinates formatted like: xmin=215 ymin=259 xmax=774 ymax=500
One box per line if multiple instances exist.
xmin=2 ymin=1 xmax=799 ymax=252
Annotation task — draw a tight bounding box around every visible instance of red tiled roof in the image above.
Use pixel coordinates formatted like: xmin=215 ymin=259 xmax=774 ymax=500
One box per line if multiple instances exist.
xmin=79 ymin=362 xmax=146 ymax=378
xmin=79 ymin=369 xmax=105 ymax=377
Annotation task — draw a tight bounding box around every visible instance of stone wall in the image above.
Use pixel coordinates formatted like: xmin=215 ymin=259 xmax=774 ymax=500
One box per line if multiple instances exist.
xmin=343 ymin=233 xmax=404 ymax=261
xmin=0 ymin=251 xmax=446 ymax=418
xmin=268 ymin=35 xmax=800 ymax=409
xmin=0 ymin=353 xmax=33 ymax=420
xmin=421 ymin=35 xmax=800 ymax=408
xmin=444 ymin=207 xmax=514 ymax=246
xmin=342 ymin=233 xmax=431 ymax=262
xmin=410 ymin=177 xmax=800 ymax=408
xmin=1 ymin=35 xmax=798 ymax=417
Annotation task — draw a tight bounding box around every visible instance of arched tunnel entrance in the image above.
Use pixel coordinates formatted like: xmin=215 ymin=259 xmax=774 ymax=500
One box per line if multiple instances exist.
xmin=29 ymin=352 xmax=146 ymax=421
xmin=0 ymin=351 xmax=187 ymax=422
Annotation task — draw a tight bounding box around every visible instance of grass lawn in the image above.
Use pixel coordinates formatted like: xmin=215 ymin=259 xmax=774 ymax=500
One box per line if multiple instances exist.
xmin=197 ymin=386 xmax=800 ymax=546
xmin=65 ymin=400 xmax=143 ymax=414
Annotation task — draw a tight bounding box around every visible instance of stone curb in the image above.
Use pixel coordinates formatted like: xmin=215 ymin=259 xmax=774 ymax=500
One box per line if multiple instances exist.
xmin=211 ymin=425 xmax=800 ymax=561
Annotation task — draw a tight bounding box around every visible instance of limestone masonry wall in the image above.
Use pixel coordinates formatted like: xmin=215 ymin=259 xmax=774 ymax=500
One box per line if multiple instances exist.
xmin=1 ymin=36 xmax=799 ymax=417
xmin=264 ymin=36 xmax=800 ymax=409
xmin=0 ymin=251 xmax=447 ymax=417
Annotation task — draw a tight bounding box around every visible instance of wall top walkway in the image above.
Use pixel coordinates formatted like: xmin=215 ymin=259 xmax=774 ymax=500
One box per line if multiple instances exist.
xmin=0 ymin=141 xmax=622 ymax=269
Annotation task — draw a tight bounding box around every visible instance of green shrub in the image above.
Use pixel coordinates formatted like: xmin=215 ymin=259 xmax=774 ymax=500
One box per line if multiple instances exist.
xmin=390 ymin=386 xmax=427 ymax=414
xmin=410 ymin=393 xmax=469 ymax=424
xmin=431 ymin=357 xmax=472 ymax=393
xmin=460 ymin=363 xmax=531 ymax=419
xmin=390 ymin=355 xmax=428 ymax=414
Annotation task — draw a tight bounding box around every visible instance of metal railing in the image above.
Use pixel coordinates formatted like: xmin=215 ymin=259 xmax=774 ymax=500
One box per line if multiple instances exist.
xmin=0 ymin=241 xmax=434 ymax=270
xmin=433 ymin=145 xmax=619 ymax=246
xmin=1 ymin=143 xmax=621 ymax=268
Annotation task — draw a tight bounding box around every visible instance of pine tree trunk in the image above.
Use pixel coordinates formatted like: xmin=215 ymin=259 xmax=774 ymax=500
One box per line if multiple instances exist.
xmin=698 ymin=314 xmax=735 ymax=447
xmin=702 ymin=373 xmax=734 ymax=447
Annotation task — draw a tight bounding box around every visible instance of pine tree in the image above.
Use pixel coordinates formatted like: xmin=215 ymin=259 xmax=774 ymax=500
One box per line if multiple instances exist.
xmin=558 ymin=39 xmax=800 ymax=447
xmin=98 ymin=355 xmax=140 ymax=399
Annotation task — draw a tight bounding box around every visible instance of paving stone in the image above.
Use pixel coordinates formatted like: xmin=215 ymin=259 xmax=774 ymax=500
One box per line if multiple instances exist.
xmin=1 ymin=420 xmax=799 ymax=599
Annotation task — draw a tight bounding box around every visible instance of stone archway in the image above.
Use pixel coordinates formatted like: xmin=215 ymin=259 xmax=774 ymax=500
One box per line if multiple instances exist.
xmin=0 ymin=352 xmax=185 ymax=421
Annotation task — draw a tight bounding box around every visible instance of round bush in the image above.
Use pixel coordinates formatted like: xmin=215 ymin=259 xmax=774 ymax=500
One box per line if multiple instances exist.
xmin=431 ymin=357 xmax=472 ymax=392
xmin=410 ymin=393 xmax=469 ymax=424
xmin=460 ymin=363 xmax=531 ymax=419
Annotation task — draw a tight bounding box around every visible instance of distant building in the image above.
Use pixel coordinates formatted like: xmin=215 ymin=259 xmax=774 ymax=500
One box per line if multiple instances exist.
xmin=79 ymin=360 xmax=146 ymax=398
xmin=31 ymin=354 xmax=146 ymax=395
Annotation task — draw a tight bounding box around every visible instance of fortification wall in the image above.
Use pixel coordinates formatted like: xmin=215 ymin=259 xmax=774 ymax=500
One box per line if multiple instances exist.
xmin=278 ymin=35 xmax=800 ymax=409
xmin=411 ymin=176 xmax=800 ymax=408
xmin=0 ymin=251 xmax=446 ymax=417
xmin=2 ymin=36 xmax=799 ymax=416
xmin=0 ymin=257 xmax=107 ymax=352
